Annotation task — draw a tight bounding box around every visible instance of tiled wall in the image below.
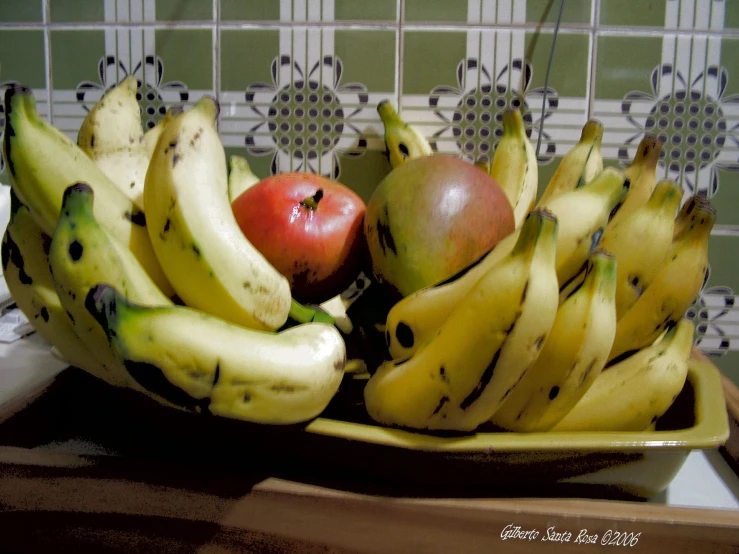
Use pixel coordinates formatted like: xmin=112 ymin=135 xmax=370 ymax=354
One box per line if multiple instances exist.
xmin=1 ymin=0 xmax=738 ymax=380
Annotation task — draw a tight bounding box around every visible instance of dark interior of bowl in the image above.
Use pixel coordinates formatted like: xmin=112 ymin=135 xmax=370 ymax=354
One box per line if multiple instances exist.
xmin=0 ymin=363 xmax=698 ymax=502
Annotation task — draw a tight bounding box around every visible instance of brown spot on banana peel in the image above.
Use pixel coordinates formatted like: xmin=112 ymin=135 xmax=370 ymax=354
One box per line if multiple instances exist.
xmin=68 ymin=240 xmax=84 ymax=262
xmin=395 ymin=321 xmax=414 ymax=349
xmin=534 ymin=334 xmax=546 ymax=350
xmin=172 ymin=154 xmax=181 ymax=167
xmin=39 ymin=307 xmax=49 ymax=322
xmin=124 ymin=359 xmax=212 ymax=412
xmin=124 ymin=209 xmax=147 ymax=227
xmin=2 ymin=232 xmax=33 ymax=285
xmin=190 ymin=128 xmax=203 ymax=147
xmin=432 ymin=395 xmax=449 ymax=415
xmin=459 ymin=310 xmax=522 ymax=410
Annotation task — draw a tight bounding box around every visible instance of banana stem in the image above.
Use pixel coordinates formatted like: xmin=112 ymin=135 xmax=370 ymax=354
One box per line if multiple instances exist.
xmin=289 ymin=298 xmax=336 ymax=325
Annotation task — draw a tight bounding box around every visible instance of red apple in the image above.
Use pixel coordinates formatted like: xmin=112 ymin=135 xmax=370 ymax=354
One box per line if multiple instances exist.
xmin=232 ymin=172 xmax=367 ymax=304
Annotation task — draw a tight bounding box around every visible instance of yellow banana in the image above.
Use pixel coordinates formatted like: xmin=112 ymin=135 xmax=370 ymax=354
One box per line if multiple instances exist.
xmin=2 ymin=84 xmax=174 ymax=299
xmin=364 ymin=208 xmax=560 ymax=432
xmin=489 ymin=108 xmax=538 ymax=228
xmin=1 ymin=188 xmax=103 ymax=376
xmin=385 ymin=167 xmax=628 ymax=360
xmin=48 ymin=183 xmax=175 ymax=397
xmin=599 ymin=179 xmax=683 ymax=320
xmin=607 ymin=134 xmax=662 ymax=227
xmin=673 ymin=191 xmax=708 ymax=240
xmin=536 ymin=119 xmax=604 ymax=206
xmin=377 ymin=100 xmax=433 ymax=168
xmin=228 ymin=154 xmax=261 ymax=203
xmin=607 ymin=197 xmax=714 ymax=364
xmin=490 ymin=250 xmax=617 ymax=432
xmin=77 ymin=75 xmax=149 ymax=211
xmin=553 ymin=319 xmax=694 ymax=432
xmin=86 ymin=283 xmax=346 ymax=424
xmin=144 ymin=96 xmax=292 ymax=331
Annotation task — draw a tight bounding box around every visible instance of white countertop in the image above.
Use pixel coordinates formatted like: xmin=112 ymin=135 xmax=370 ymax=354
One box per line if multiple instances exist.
xmin=2 ymin=332 xmax=739 ymax=511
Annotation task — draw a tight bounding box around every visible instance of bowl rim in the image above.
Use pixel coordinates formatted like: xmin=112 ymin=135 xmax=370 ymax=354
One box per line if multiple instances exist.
xmin=301 ymin=354 xmax=730 ymax=453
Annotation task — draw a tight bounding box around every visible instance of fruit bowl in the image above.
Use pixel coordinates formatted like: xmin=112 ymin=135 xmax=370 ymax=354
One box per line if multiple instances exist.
xmin=0 ymin=347 xmax=728 ymax=502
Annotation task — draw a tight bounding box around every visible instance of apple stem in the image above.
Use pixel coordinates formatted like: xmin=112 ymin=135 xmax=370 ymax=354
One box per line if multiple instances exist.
xmin=300 ymin=189 xmax=324 ymax=211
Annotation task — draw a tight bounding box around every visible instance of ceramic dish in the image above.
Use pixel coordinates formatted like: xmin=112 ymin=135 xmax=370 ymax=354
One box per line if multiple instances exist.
xmin=295 ymin=353 xmax=730 ymax=499
xmin=0 ymin=348 xmax=729 ymax=501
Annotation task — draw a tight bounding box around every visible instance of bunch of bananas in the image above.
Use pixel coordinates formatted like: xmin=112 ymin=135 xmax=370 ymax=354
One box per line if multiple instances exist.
xmin=1 ymin=78 xmax=347 ymax=425
xmin=371 ymin=102 xmax=713 ymax=433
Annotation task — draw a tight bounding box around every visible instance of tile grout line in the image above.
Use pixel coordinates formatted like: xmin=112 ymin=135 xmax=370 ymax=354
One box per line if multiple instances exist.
xmin=3 ymin=20 xmax=739 ymax=36
xmin=585 ymin=0 xmax=600 ymax=121
xmin=213 ymin=0 xmax=221 ymax=131
xmin=396 ymin=0 xmax=404 ymax=112
xmin=41 ymin=0 xmax=53 ymax=123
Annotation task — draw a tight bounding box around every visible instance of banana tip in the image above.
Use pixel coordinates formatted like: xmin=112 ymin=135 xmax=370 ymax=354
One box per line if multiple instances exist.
xmin=4 ymin=83 xmax=34 ymax=109
xmin=64 ymin=182 xmax=94 ymax=200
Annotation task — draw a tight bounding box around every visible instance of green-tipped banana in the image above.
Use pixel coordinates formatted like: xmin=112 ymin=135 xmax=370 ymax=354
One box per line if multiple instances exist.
xmin=1 ymin=189 xmax=103 ymax=376
xmin=489 ymin=108 xmax=538 ymax=228
xmin=553 ymin=319 xmax=694 ymax=432
xmin=377 ymin=100 xmax=433 ymax=168
xmin=227 ymin=154 xmax=261 ymax=203
xmin=364 ymin=209 xmax=560 ymax=432
xmin=48 ymin=183 xmax=174 ymax=395
xmin=608 ymin=134 xmax=662 ymax=227
xmin=608 ymin=197 xmax=714 ymax=363
xmin=536 ymin=119 xmax=604 ymax=206
xmin=77 ymin=75 xmax=148 ymax=211
xmin=143 ymin=105 xmax=184 ymax=159
xmin=2 ymin=84 xmax=174 ymax=298
xmin=85 ymin=283 xmax=346 ymax=424
xmin=490 ymin=250 xmax=617 ymax=432
xmin=600 ymin=179 xmax=683 ymax=320
xmin=144 ymin=96 xmax=292 ymax=331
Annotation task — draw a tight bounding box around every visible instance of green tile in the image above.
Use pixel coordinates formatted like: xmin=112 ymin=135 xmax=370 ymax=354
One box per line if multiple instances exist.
xmin=335 ymin=0 xmax=397 ymax=21
xmin=50 ymin=30 xmax=106 ymax=89
xmin=712 ymin=352 xmax=739 ymax=388
xmin=524 ymin=32 xmax=589 ymax=98
xmin=155 ymin=0 xmax=213 ymax=21
xmin=534 ymin=155 xmax=562 ymax=201
xmin=337 ymin=150 xmax=391 ymax=204
xmin=220 ymin=30 xmax=279 ymax=91
xmin=599 ymin=0 xmax=666 ymax=27
xmin=403 ymin=30 xmax=467 ymax=95
xmin=690 ymin=234 xmax=739 ymax=380
xmin=720 ymin=38 xmax=739 ymax=96
xmin=714 ymin=169 xmax=739 ymax=226
xmin=0 ymin=0 xmax=43 ymax=22
xmin=220 ymin=0 xmax=280 ymax=21
xmin=723 ymin=0 xmax=739 ymax=29
xmin=335 ymin=30 xmax=395 ymax=92
xmin=50 ymin=0 xmax=105 ymax=22
xmin=404 ymin=0 xmax=467 ymax=22
xmin=594 ymin=34 xmax=663 ymax=100
xmin=0 ymin=31 xmax=46 ymax=88
xmin=154 ymin=30 xmax=212 ymax=91
xmin=526 ymin=0 xmax=592 ymax=25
